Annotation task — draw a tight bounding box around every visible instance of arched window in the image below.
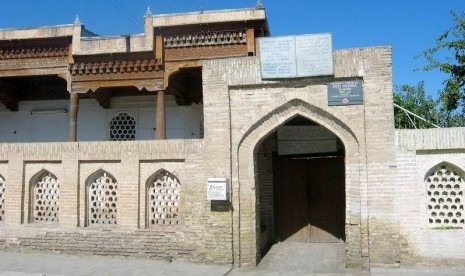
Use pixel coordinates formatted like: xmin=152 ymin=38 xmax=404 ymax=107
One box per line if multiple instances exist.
xmin=30 ymin=171 xmax=59 ymax=223
xmin=426 ymin=163 xmax=465 ymax=227
xmin=87 ymin=171 xmax=118 ymax=226
xmin=147 ymin=170 xmax=181 ymax=226
xmin=0 ymin=175 xmax=5 ymax=221
xmin=109 ymin=112 xmax=136 ymax=141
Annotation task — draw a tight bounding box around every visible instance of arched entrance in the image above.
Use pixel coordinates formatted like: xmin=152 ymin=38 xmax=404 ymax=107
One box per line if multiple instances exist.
xmin=235 ymin=99 xmax=362 ymax=268
xmin=255 ymin=116 xmax=346 ymax=267
xmin=258 ymin=116 xmax=345 ymax=244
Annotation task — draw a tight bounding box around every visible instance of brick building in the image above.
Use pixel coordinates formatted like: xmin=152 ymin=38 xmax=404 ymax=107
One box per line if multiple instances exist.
xmin=0 ymin=5 xmax=464 ymax=270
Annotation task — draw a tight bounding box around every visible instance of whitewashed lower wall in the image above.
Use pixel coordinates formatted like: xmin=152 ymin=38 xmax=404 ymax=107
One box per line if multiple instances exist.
xmin=0 ymin=95 xmax=203 ymax=142
xmin=396 ymin=128 xmax=465 ymax=266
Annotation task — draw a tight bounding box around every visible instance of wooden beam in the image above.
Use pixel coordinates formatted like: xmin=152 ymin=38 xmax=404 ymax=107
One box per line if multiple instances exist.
xmin=246 ymin=28 xmax=255 ymax=56
xmin=71 ymin=78 xmax=164 ymax=94
xmin=155 ymin=35 xmax=164 ymax=63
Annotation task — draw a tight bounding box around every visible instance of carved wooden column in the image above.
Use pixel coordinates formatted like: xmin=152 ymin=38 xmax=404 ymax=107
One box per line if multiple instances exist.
xmin=69 ymin=92 xmax=79 ymax=142
xmin=155 ymin=90 xmax=166 ymax=140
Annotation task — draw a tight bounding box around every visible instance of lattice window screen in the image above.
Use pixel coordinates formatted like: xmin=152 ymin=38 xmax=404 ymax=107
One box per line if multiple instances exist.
xmin=0 ymin=175 xmax=5 ymax=221
xmin=163 ymin=30 xmax=246 ymax=48
xmin=88 ymin=172 xmax=118 ymax=225
xmin=148 ymin=171 xmax=180 ymax=226
xmin=426 ymin=165 xmax=465 ymax=227
xmin=110 ymin=112 xmax=136 ymax=141
xmin=32 ymin=173 xmax=59 ymax=223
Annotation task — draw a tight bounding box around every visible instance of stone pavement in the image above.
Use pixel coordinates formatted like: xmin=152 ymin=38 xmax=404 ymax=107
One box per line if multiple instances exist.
xmin=0 ymin=251 xmax=231 ymax=276
xmin=0 ymin=248 xmax=465 ymax=276
xmin=229 ymin=242 xmax=346 ymax=275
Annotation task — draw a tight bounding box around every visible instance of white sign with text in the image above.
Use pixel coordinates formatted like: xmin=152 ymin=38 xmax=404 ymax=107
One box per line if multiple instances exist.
xmin=259 ymin=33 xmax=333 ymax=79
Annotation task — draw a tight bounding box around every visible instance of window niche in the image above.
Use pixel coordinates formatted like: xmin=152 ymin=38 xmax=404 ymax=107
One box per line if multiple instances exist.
xmin=426 ymin=163 xmax=465 ymax=228
xmin=147 ymin=169 xmax=181 ymax=227
xmin=87 ymin=170 xmax=118 ymax=226
xmin=30 ymin=170 xmax=59 ymax=223
xmin=109 ymin=112 xmax=136 ymax=141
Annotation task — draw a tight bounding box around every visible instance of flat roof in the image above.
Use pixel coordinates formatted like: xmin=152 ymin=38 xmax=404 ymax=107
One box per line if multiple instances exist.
xmin=152 ymin=8 xmax=267 ymax=27
xmin=0 ymin=24 xmax=75 ymax=40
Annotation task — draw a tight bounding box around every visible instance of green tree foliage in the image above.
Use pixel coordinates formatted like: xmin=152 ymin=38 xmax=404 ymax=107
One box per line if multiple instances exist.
xmin=394 ymin=82 xmax=440 ymax=128
xmin=419 ymin=10 xmax=465 ymax=127
xmin=394 ymin=81 xmax=465 ymax=128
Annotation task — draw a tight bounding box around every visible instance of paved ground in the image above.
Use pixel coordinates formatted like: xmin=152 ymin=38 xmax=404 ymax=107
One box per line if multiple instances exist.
xmin=0 ymin=243 xmax=465 ymax=275
xmin=230 ymin=242 xmax=346 ymax=275
xmin=0 ymin=251 xmax=231 ymax=276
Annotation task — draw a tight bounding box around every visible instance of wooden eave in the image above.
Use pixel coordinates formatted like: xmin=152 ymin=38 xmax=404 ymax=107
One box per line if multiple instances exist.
xmin=70 ymin=52 xmax=164 ymax=93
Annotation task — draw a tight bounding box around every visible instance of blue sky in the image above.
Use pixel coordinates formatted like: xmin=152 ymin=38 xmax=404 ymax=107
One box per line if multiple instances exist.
xmin=0 ymin=1 xmax=463 ymax=97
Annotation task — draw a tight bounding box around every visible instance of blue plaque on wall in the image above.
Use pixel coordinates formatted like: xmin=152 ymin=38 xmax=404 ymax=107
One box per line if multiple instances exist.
xmin=328 ymin=80 xmax=363 ymax=106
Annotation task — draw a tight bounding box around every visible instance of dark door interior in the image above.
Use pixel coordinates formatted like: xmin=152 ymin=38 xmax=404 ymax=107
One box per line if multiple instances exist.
xmin=273 ymin=155 xmax=345 ymax=243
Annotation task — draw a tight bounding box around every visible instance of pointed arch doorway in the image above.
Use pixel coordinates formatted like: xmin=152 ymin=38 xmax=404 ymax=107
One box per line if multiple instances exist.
xmin=235 ymin=99 xmax=362 ymax=268
xmin=256 ymin=116 xmax=345 ymax=256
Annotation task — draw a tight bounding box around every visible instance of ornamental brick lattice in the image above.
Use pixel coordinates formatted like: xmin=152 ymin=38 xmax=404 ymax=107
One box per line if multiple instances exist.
xmin=0 ymin=175 xmax=4 ymax=221
xmin=88 ymin=172 xmax=118 ymax=225
xmin=426 ymin=165 xmax=465 ymax=226
xmin=148 ymin=170 xmax=180 ymax=226
xmin=32 ymin=172 xmax=59 ymax=223
xmin=110 ymin=113 xmax=136 ymax=141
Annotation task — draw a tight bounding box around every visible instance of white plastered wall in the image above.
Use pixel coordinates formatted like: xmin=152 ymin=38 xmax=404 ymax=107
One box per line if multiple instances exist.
xmin=0 ymin=95 xmax=203 ymax=142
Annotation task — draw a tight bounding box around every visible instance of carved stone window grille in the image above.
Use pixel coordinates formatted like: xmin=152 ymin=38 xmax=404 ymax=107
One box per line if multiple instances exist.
xmin=0 ymin=175 xmax=5 ymax=221
xmin=426 ymin=164 xmax=465 ymax=227
xmin=110 ymin=112 xmax=136 ymax=141
xmin=164 ymin=30 xmax=247 ymax=48
xmin=31 ymin=172 xmax=59 ymax=223
xmin=148 ymin=170 xmax=181 ymax=226
xmin=88 ymin=172 xmax=118 ymax=225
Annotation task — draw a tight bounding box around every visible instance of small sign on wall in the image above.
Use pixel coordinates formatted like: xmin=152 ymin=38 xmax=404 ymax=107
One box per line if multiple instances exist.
xmin=328 ymin=80 xmax=363 ymax=106
xmin=207 ymin=178 xmax=229 ymax=201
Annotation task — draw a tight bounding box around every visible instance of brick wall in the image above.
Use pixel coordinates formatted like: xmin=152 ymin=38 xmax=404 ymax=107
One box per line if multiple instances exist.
xmin=203 ymin=47 xmax=399 ymax=267
xmin=0 ymin=46 xmax=406 ymax=268
xmin=0 ymin=140 xmax=233 ymax=264
xmin=396 ymin=128 xmax=465 ymax=267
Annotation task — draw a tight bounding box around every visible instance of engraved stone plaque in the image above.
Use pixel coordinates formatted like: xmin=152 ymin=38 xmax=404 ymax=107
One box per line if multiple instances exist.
xmin=296 ymin=34 xmax=333 ymax=77
xmin=259 ymin=36 xmax=297 ymax=79
xmin=259 ymin=33 xmax=333 ymax=79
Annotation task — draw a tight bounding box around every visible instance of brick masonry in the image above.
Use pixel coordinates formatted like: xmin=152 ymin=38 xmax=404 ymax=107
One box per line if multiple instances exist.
xmin=396 ymin=128 xmax=465 ymax=267
xmin=0 ymin=47 xmax=462 ymax=269
xmin=203 ymin=46 xmax=398 ymax=268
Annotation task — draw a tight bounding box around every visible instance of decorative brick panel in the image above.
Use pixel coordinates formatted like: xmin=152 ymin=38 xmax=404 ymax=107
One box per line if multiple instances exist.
xmin=88 ymin=172 xmax=118 ymax=225
xmin=148 ymin=170 xmax=181 ymax=226
xmin=426 ymin=164 xmax=464 ymax=227
xmin=31 ymin=172 xmax=59 ymax=223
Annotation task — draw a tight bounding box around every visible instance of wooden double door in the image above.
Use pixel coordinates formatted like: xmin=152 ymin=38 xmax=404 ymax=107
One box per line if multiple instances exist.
xmin=273 ymin=155 xmax=345 ymax=243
